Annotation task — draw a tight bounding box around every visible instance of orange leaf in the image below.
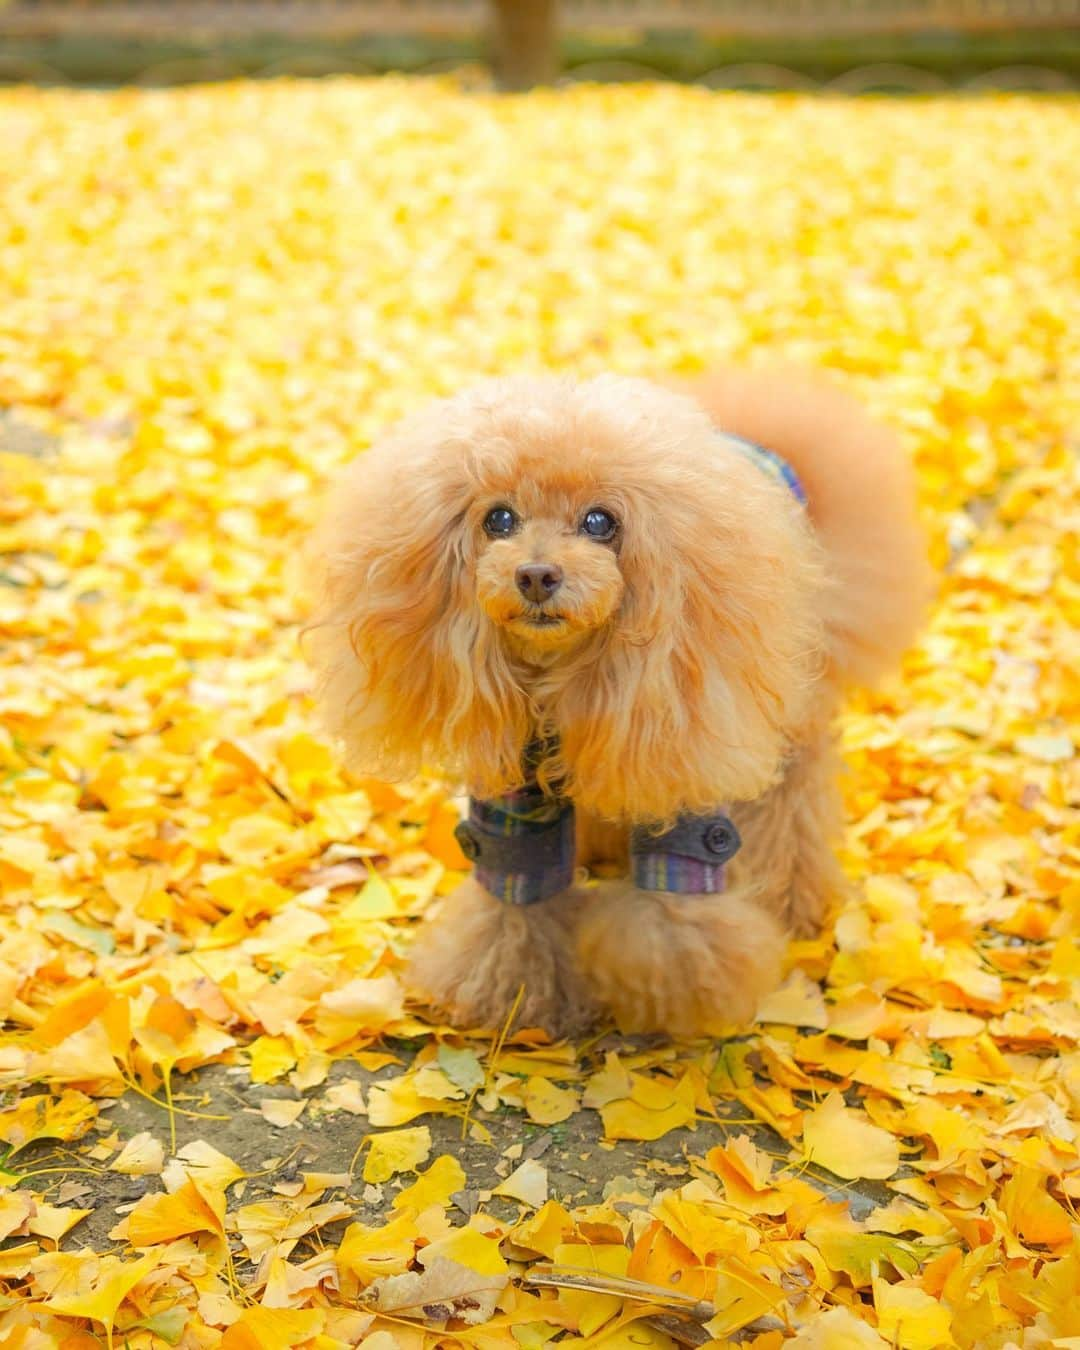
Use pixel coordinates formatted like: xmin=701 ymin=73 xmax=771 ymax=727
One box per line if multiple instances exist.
xmin=999 ymin=1168 xmax=1073 ymax=1249
xmin=123 ymin=1178 xmax=225 ymax=1246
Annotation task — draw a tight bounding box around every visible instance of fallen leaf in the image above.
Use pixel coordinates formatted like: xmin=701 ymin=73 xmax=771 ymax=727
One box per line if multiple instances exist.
xmin=363 ymin=1127 xmax=432 ymax=1183
xmin=801 ymin=1092 xmax=900 ymax=1181
xmin=40 ymin=1250 xmax=161 ymax=1350
xmin=110 ymin=1131 xmax=165 ymax=1177
xmin=260 ymin=1099 xmax=306 ymax=1127
xmin=523 ymin=1077 xmax=578 ymax=1125
xmin=493 ymin=1159 xmax=548 ymax=1209
xmin=393 ymin=1155 xmax=467 ymax=1211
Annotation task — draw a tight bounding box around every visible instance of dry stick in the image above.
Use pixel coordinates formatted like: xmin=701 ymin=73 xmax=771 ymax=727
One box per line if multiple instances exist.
xmin=522 ymin=1266 xmax=716 ymax=1323
xmin=460 ymin=982 xmax=525 ymax=1140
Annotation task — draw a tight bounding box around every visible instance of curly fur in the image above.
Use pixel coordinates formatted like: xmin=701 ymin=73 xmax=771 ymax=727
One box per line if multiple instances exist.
xmin=575 ymin=881 xmax=786 ymax=1037
xmin=307 ymin=368 xmax=929 ymax=1037
xmin=406 ymin=879 xmax=599 ymax=1036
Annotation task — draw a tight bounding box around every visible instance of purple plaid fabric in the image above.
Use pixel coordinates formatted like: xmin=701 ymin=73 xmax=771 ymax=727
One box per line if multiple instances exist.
xmin=455 ymin=782 xmax=575 ymax=906
xmin=723 ymin=433 xmax=808 ymax=507
xmin=631 ymin=813 xmax=742 ymax=895
xmin=633 ymin=852 xmax=728 ymax=894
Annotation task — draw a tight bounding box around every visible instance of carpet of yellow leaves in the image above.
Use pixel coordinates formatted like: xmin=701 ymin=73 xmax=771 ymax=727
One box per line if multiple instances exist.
xmin=0 ymin=79 xmax=1078 ymax=1348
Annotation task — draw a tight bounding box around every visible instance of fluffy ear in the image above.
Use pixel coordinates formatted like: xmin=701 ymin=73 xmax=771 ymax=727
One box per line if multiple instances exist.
xmin=550 ymin=451 xmax=829 ymax=823
xmin=304 ymin=421 xmax=530 ymax=793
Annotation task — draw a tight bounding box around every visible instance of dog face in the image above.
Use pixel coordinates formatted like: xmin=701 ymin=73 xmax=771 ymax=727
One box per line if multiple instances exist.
xmin=473 ymin=491 xmax=626 ymax=654
xmin=309 ymin=374 xmax=826 ymax=817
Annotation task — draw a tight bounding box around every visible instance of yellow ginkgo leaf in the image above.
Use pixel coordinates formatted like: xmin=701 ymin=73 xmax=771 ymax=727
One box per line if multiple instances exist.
xmin=162 ymin=1140 xmax=246 ymax=1195
xmin=40 ymin=1250 xmax=161 ymax=1350
xmin=249 ymin=1035 xmax=298 ymax=1084
xmin=587 ymin=1323 xmax=679 ymax=1350
xmin=801 ymin=1092 xmax=900 ymax=1181
xmin=261 ymin=1098 xmax=306 ymax=1127
xmin=787 ymin=1307 xmax=888 ymax=1348
xmin=362 ymin=1126 xmax=432 ymax=1183
xmin=872 ymin=1281 xmax=953 ymax=1350
xmin=421 ymin=1225 xmax=508 ymax=1277
xmin=523 ymin=1077 xmax=578 ymax=1125
xmin=756 ymin=970 xmax=829 ymax=1029
xmin=369 ymin=1255 xmax=507 ymax=1325
xmin=599 ymin=1072 xmax=697 ymax=1142
xmin=27 ymin=1202 xmax=92 ymax=1242
xmin=508 ymin=1200 xmax=575 ymax=1260
xmin=392 ymin=1154 xmax=466 ymax=1211
xmin=121 ymin=1177 xmax=226 ymax=1247
xmin=110 ymin=1131 xmax=164 ymax=1177
xmin=0 ymin=1191 xmax=34 ymax=1240
xmin=999 ymin=1166 xmax=1073 ymax=1248
xmin=704 ymin=1135 xmax=787 ymax=1217
xmin=551 ymin=1243 xmax=630 ymax=1337
xmin=337 ymin=1210 xmax=418 ymax=1286
xmin=493 ymin=1159 xmax=548 ymax=1209
xmin=220 ymin=1306 xmax=325 ymax=1350
xmin=366 ymin=1075 xmax=448 ymax=1127
xmin=0 ymin=1091 xmax=100 ymax=1155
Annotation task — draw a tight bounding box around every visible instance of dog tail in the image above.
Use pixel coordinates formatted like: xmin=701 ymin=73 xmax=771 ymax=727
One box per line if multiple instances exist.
xmin=682 ymin=367 xmax=932 ymax=687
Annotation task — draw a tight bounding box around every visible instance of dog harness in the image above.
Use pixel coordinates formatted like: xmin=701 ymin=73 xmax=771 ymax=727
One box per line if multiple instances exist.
xmin=454 ymin=436 xmax=803 ymax=904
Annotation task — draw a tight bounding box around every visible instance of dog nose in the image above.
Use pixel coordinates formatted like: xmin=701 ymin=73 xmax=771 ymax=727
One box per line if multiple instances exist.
xmin=516 ymin=563 xmax=564 ymax=603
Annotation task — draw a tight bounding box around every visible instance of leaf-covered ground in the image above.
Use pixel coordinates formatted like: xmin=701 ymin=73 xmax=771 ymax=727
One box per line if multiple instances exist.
xmin=0 ymin=81 xmax=1078 ymax=1349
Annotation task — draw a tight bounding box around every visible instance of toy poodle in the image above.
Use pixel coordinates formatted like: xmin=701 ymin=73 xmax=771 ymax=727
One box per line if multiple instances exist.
xmin=307 ymin=368 xmax=928 ymax=1037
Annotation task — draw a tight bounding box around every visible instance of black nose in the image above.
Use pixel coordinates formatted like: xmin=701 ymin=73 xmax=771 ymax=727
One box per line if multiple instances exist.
xmin=516 ymin=563 xmax=564 ymax=603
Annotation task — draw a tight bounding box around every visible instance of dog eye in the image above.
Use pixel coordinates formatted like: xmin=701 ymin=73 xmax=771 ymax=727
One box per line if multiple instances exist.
xmin=483 ymin=506 xmax=518 ymax=537
xmin=581 ymin=508 xmax=618 ymax=541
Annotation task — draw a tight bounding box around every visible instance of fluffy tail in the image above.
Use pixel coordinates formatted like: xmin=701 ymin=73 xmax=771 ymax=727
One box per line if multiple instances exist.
xmin=679 ymin=367 xmax=932 ymax=687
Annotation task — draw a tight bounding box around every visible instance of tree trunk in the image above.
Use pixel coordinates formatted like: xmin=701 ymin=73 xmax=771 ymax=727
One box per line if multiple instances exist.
xmin=489 ymin=0 xmax=559 ymax=90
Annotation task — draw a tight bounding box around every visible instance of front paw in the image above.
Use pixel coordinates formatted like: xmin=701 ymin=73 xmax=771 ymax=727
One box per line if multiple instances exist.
xmin=576 ymin=880 xmax=786 ymax=1037
xmin=405 ymin=877 xmax=600 ymax=1039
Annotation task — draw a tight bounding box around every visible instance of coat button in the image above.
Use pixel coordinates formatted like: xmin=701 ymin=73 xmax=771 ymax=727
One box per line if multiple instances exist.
xmin=703 ymin=820 xmax=738 ymax=858
xmin=454 ymin=823 xmax=481 ymax=862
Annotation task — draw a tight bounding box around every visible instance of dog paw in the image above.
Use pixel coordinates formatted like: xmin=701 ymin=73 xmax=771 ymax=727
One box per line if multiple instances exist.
xmin=576 ymin=880 xmax=786 ymax=1037
xmin=405 ymin=877 xmax=600 ymax=1039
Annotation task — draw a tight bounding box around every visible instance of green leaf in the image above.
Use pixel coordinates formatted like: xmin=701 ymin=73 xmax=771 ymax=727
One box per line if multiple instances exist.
xmin=129 ymin=1308 xmax=190 ymax=1344
xmin=437 ymin=1045 xmax=485 ymax=1095
xmin=38 ymin=910 xmax=116 ymax=956
xmin=339 ymin=870 xmax=398 ymax=920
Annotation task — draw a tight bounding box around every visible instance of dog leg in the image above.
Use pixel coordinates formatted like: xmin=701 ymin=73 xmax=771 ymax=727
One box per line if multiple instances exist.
xmin=575 ymin=879 xmax=785 ymax=1037
xmin=729 ymin=735 xmax=846 ymax=937
xmin=406 ymin=877 xmax=599 ymax=1038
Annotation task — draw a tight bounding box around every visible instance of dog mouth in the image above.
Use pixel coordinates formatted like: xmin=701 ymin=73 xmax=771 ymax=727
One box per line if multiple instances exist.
xmin=505 ymin=608 xmax=571 ymax=633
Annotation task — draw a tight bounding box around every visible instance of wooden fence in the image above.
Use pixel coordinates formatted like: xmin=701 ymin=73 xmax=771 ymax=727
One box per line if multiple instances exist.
xmin=2 ymin=0 xmax=1077 ymax=40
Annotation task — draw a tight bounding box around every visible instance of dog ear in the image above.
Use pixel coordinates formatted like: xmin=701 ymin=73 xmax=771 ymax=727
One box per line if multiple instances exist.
xmin=304 ymin=426 xmax=529 ymax=793
xmin=552 ymin=454 xmax=829 ymax=822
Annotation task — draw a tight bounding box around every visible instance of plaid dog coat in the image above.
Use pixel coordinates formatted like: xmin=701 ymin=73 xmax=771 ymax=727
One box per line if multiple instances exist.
xmin=454 ymin=782 xmax=575 ymax=906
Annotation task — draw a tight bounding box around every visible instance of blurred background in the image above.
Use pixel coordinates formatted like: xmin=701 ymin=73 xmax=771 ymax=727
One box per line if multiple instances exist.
xmin=1 ymin=0 xmax=1077 ymax=91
